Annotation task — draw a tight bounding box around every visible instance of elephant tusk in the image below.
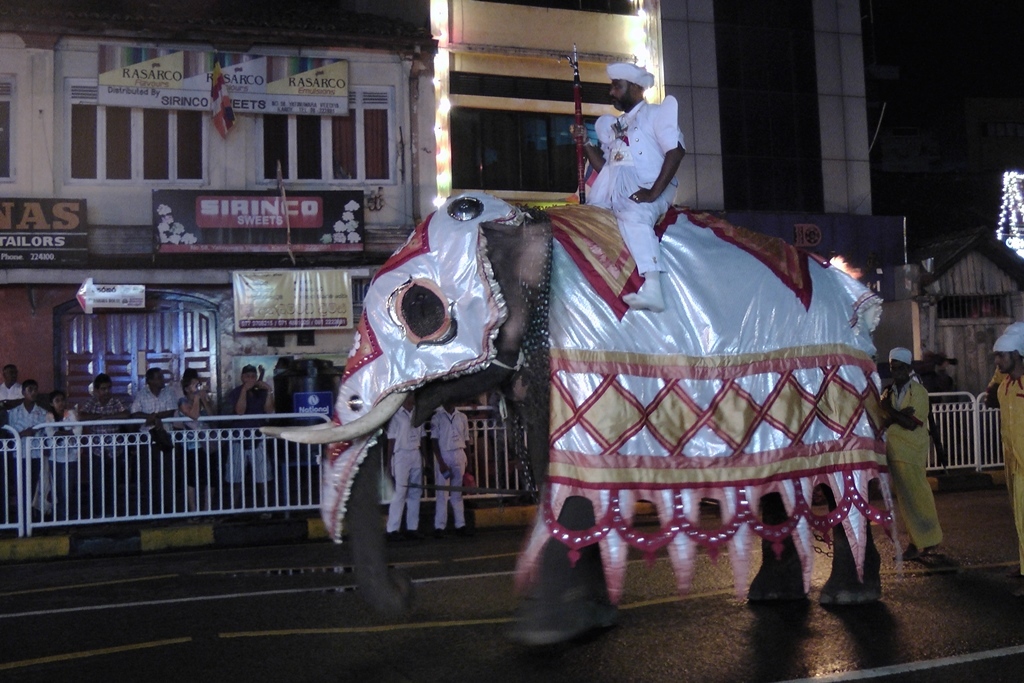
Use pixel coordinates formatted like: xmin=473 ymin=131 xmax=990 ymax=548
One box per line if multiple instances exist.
xmin=261 ymin=422 xmax=335 ymax=438
xmin=268 ymin=391 xmax=409 ymax=445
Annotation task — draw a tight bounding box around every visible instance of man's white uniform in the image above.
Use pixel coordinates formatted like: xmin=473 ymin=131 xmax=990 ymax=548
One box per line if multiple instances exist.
xmin=431 ymin=406 xmax=469 ymax=533
xmin=591 ymin=96 xmax=684 ymax=276
xmin=385 ymin=405 xmax=425 ymax=535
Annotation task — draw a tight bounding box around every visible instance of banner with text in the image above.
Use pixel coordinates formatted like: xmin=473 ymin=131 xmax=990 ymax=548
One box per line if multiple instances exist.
xmin=233 ymin=270 xmax=354 ymax=331
xmin=0 ymin=198 xmax=88 ymax=267
xmin=153 ymin=189 xmax=364 ymax=253
xmin=97 ymin=46 xmax=349 ymax=116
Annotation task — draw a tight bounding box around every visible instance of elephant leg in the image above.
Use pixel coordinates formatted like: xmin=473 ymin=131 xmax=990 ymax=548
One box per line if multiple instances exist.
xmin=748 ymin=492 xmax=807 ymax=602
xmin=348 ymin=442 xmax=414 ymax=616
xmin=509 ymin=495 xmax=618 ymax=646
xmin=819 ymin=487 xmax=881 ymax=605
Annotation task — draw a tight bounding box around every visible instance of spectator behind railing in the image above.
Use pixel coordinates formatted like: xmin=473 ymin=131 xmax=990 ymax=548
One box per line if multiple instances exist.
xmin=7 ymin=380 xmax=49 ymax=518
xmin=77 ymin=373 xmax=131 ymax=516
xmin=0 ymin=364 xmax=23 ymax=411
xmin=224 ymin=365 xmax=275 ymax=508
xmin=131 ymin=368 xmax=179 ymax=512
xmin=176 ymin=374 xmax=217 ymax=513
xmin=45 ymin=390 xmax=82 ymax=520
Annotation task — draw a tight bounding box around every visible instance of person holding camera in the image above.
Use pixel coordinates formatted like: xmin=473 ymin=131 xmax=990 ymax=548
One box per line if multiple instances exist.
xmin=177 ymin=374 xmax=216 ymax=513
xmin=225 ymin=365 xmax=275 ymax=510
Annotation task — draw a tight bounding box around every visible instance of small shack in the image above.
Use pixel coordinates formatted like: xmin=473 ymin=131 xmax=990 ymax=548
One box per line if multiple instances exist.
xmin=911 ymin=227 xmax=1024 ymax=394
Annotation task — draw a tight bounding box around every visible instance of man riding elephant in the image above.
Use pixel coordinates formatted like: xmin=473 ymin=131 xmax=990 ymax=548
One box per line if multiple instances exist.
xmin=579 ymin=62 xmax=686 ymax=312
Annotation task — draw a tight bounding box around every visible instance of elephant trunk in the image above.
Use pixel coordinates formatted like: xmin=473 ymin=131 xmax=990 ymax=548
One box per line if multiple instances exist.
xmin=346 ymin=442 xmax=414 ymax=616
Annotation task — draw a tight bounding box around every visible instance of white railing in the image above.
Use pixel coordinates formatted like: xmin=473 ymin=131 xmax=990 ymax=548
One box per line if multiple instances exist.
xmin=3 ymin=394 xmax=998 ymax=538
xmin=2 ymin=410 xmax=529 ymax=537
xmin=926 ymin=392 xmax=1004 ymax=472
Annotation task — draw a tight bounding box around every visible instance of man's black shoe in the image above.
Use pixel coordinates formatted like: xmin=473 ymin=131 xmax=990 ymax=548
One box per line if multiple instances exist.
xmin=387 ymin=531 xmax=404 ymax=542
xmin=404 ymin=530 xmax=425 ymax=540
xmin=433 ymin=529 xmax=446 ymax=539
xmin=454 ymin=526 xmax=474 ymax=538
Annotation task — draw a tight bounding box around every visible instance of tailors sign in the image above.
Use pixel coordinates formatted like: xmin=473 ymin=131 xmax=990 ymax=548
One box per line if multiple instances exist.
xmin=0 ymin=198 xmax=88 ymax=266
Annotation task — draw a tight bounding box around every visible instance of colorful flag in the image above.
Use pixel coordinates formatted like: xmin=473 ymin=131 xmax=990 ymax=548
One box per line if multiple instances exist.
xmin=211 ymin=61 xmax=235 ymax=138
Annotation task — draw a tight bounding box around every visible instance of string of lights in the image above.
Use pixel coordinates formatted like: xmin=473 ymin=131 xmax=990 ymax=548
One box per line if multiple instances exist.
xmin=998 ymin=171 xmax=1024 ymax=256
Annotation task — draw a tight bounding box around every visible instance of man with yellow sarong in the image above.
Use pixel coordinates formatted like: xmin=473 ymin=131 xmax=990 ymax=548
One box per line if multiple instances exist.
xmin=881 ymin=347 xmax=942 ymax=560
xmin=993 ymin=323 xmax=1024 ymax=588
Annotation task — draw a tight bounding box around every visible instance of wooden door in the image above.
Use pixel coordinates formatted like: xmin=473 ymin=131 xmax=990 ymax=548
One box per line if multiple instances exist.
xmin=934 ymin=318 xmax=1011 ymax=396
xmin=55 ymin=293 xmax=219 ymax=403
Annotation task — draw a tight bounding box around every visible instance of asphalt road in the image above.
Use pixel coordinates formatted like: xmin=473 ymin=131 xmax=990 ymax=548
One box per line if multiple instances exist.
xmin=2 ymin=489 xmax=1024 ymax=682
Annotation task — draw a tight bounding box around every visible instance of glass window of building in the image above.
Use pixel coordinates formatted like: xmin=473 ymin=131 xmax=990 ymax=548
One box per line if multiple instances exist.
xmin=474 ymin=0 xmax=634 ymax=14
xmin=261 ymin=88 xmax=393 ymax=184
xmin=0 ymin=78 xmax=11 ymax=180
xmin=67 ymin=80 xmax=204 ymax=183
xmin=714 ymin=0 xmax=823 ymax=212
xmin=451 ymin=107 xmax=591 ymax=193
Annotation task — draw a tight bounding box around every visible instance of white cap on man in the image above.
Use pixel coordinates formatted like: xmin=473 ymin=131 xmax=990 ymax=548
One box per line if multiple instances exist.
xmin=888 ymin=347 xmax=913 ymax=366
xmin=994 ymin=322 xmax=1024 ymax=354
xmin=607 ymin=62 xmax=655 ymax=90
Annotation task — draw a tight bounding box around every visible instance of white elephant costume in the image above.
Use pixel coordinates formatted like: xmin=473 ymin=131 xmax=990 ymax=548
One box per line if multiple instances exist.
xmin=287 ymin=193 xmax=894 ymax=605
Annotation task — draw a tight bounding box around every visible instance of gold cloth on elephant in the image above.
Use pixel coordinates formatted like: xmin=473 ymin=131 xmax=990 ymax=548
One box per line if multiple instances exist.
xmin=516 ymin=343 xmax=891 ymax=604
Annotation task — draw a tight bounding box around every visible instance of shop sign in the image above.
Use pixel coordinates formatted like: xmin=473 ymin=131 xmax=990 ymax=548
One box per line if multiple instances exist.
xmin=154 ymin=190 xmax=363 ymax=253
xmin=233 ymin=269 xmax=354 ymax=331
xmin=98 ymin=46 xmax=348 ymax=116
xmin=0 ymin=198 xmax=88 ymax=266
xmin=293 ymin=391 xmax=334 ymax=418
xmin=76 ymin=278 xmax=146 ymax=314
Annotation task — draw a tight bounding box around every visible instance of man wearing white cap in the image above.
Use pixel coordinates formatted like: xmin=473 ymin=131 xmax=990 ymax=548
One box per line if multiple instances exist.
xmin=993 ymin=322 xmax=1024 ymax=588
xmin=579 ymin=62 xmax=685 ymax=312
xmin=880 ymin=347 xmax=942 ymax=560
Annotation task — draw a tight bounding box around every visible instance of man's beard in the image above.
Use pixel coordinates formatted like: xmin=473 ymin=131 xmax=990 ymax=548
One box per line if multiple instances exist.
xmin=612 ymin=92 xmax=639 ymax=113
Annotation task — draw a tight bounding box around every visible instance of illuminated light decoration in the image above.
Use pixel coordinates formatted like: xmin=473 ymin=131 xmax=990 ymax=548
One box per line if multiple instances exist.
xmin=431 ymin=0 xmax=452 ymax=206
xmin=629 ymin=1 xmax=661 ymax=100
xmin=998 ymin=171 xmax=1024 ymax=258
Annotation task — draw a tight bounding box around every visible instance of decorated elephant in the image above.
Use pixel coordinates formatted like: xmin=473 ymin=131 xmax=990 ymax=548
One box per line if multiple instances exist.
xmin=266 ymin=192 xmax=894 ymax=645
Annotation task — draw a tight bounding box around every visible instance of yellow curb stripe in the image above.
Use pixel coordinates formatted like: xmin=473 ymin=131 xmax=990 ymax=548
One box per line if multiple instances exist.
xmin=0 ymin=574 xmax=178 ymax=598
xmin=220 ymin=617 xmax=513 ymax=638
xmin=140 ymin=526 xmax=214 ymax=552
xmin=0 ymin=536 xmax=70 ymax=561
xmin=307 ymin=517 xmax=329 ymax=540
xmin=0 ymin=637 xmax=191 ymax=671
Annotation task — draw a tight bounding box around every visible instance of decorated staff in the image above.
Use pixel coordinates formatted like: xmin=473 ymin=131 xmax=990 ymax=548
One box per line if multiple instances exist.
xmin=568 ymin=44 xmax=586 ymax=204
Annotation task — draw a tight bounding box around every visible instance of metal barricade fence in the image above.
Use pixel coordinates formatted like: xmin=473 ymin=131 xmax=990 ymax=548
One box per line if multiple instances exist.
xmin=6 ymin=394 xmax=999 ymax=537
xmin=4 ymin=410 xmax=529 ymax=537
xmin=1 ymin=426 xmax=23 ymax=536
xmin=926 ymin=392 xmax=1003 ymax=472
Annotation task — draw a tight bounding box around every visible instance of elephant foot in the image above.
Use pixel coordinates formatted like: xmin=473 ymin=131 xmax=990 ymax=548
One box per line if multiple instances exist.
xmin=509 ymin=588 xmax=618 ymax=647
xmin=747 ymin=537 xmax=807 ymax=602
xmin=510 ymin=496 xmax=616 ymax=646
xmin=818 ymin=523 xmax=881 ymax=606
xmin=361 ymin=569 xmax=415 ymax=617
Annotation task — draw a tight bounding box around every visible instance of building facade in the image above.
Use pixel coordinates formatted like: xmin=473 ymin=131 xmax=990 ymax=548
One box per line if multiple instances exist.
xmin=0 ymin=2 xmax=436 ymax=404
xmin=0 ymin=0 xmax=898 ymax=409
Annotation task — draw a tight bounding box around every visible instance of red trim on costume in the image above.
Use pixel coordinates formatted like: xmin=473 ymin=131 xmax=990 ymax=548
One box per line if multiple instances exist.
xmin=681 ymin=208 xmax=815 ymax=310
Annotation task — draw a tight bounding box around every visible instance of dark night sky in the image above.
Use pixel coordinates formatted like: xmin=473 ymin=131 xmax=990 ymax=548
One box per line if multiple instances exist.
xmin=867 ymin=3 xmax=1024 ymax=120
xmin=862 ymin=2 xmax=1024 ymax=246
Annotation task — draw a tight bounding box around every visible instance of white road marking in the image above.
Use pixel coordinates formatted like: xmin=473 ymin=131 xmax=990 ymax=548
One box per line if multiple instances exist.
xmin=781 ymin=644 xmax=1024 ymax=681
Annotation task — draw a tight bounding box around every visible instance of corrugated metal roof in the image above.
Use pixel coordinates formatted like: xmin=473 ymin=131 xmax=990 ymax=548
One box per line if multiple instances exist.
xmin=911 ymin=226 xmax=1024 ymax=289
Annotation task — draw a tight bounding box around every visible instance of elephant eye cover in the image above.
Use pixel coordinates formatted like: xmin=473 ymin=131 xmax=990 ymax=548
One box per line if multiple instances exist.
xmin=389 ymin=278 xmax=457 ymax=345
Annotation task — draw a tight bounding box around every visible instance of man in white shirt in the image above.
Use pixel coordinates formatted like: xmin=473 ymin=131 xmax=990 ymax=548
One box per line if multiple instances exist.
xmin=580 ymin=62 xmax=686 ymax=312
xmin=385 ymin=394 xmax=426 ymax=541
xmin=130 ymin=368 xmax=178 ymax=512
xmin=430 ymin=400 xmax=472 ymax=538
xmin=7 ymin=380 xmax=50 ymax=514
xmin=0 ymin=364 xmax=23 ymax=411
